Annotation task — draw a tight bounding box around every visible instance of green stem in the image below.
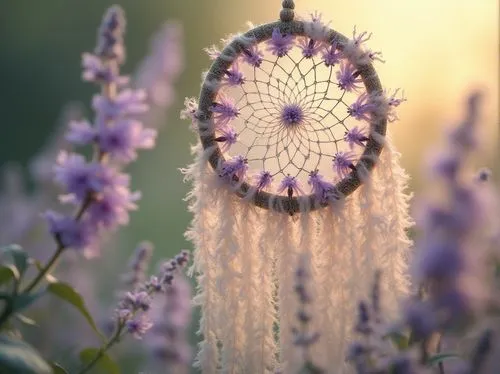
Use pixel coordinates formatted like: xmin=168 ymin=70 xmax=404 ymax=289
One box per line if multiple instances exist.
xmin=78 ymin=325 xmax=124 ymax=374
xmin=23 ymin=245 xmax=65 ymax=293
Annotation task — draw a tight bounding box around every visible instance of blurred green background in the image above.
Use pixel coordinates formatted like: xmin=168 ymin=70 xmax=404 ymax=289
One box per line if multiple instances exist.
xmin=0 ymin=0 xmax=498 ymax=371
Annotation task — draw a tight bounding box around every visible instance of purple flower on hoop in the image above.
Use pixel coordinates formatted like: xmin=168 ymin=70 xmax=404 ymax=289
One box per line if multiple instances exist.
xmin=352 ymin=27 xmax=372 ymax=47
xmin=336 ymin=61 xmax=362 ymax=92
xmin=223 ymin=63 xmax=245 ymax=86
xmin=277 ymin=175 xmax=304 ymax=198
xmin=344 ymin=126 xmax=369 ymax=149
xmin=211 ymin=95 xmax=239 ymax=127
xmin=267 ymin=28 xmax=294 ymax=58
xmin=322 ymin=43 xmax=342 ymax=67
xmin=254 ymin=170 xmax=273 ymax=191
xmin=219 ymin=155 xmax=248 ymax=181
xmin=333 ymin=151 xmax=356 ymax=178
xmin=242 ymin=45 xmax=263 ymax=67
xmin=348 ymin=93 xmax=376 ymax=122
xmin=308 ymin=170 xmax=338 ymax=204
xmin=215 ymin=126 xmax=238 ymax=153
xmin=299 ymin=38 xmax=323 ymax=58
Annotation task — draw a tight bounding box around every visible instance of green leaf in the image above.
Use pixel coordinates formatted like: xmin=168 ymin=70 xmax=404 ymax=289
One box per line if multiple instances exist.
xmin=11 ymin=292 xmax=45 ymax=314
xmin=1 ymin=245 xmax=28 ymax=276
xmin=0 ymin=334 xmax=52 ymax=374
xmin=0 ymin=264 xmax=19 ymax=285
xmin=79 ymin=348 xmax=120 ymax=374
xmin=15 ymin=314 xmax=37 ymax=327
xmin=47 ymin=282 xmax=105 ymax=341
xmin=427 ymin=352 xmax=461 ymax=366
xmin=50 ymin=362 xmax=69 ymax=374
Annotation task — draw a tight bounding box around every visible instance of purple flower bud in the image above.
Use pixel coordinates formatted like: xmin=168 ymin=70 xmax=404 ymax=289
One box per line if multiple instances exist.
xmin=266 ymin=28 xmax=294 ymax=57
xmin=403 ymin=301 xmax=437 ymax=341
xmin=127 ymin=315 xmax=153 ymax=339
xmin=87 ymin=188 xmax=140 ymax=229
xmin=66 ymin=120 xmax=97 ymax=145
xmin=43 ymin=210 xmax=97 ymax=251
xmin=92 ymin=89 xmax=149 ymax=119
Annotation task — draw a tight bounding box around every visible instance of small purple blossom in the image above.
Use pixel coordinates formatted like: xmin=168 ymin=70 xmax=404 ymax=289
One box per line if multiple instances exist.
xmin=81 ymin=53 xmax=129 ymax=85
xmin=95 ymin=6 xmax=126 ymax=63
xmin=299 ymin=38 xmax=322 ymax=58
xmin=385 ymin=89 xmax=407 ymax=122
xmin=333 ymin=151 xmax=356 ymax=178
xmin=242 ymin=45 xmax=263 ymax=67
xmin=54 ymin=152 xmax=100 ymax=201
xmin=266 ymin=28 xmax=294 ymax=57
xmin=344 ymin=127 xmax=369 ymax=149
xmin=92 ymin=89 xmax=149 ymax=119
xmin=223 ymin=64 xmax=245 ymax=86
xmin=210 ymin=96 xmax=239 ymax=127
xmin=124 ymin=291 xmax=152 ymax=312
xmin=214 ymin=126 xmax=238 ymax=153
xmin=98 ymin=119 xmax=157 ymax=162
xmin=308 ymin=170 xmax=337 ymax=204
xmin=348 ymin=93 xmax=376 ymax=122
xmin=322 ymin=43 xmax=342 ymax=67
xmin=87 ymin=188 xmax=140 ymax=229
xmin=280 ymin=104 xmax=304 ymax=128
xmin=277 ymin=175 xmax=304 ymax=198
xmin=352 ymin=27 xmax=372 ymax=47
xmin=218 ymin=155 xmax=248 ymax=181
xmin=254 ymin=170 xmax=273 ymax=191
xmin=402 ymin=301 xmax=437 ymax=341
xmin=44 ymin=211 xmax=97 ymax=251
xmin=66 ymin=120 xmax=97 ymax=145
xmin=336 ymin=61 xmax=362 ymax=92
xmin=126 ymin=315 xmax=153 ymax=339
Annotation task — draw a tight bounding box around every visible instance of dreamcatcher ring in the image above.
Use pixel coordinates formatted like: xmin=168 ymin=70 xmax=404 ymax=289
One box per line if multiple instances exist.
xmin=195 ymin=0 xmax=391 ymax=215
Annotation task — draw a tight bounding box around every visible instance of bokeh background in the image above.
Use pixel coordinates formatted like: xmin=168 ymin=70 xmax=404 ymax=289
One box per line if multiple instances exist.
xmin=0 ymin=0 xmax=498 ymax=371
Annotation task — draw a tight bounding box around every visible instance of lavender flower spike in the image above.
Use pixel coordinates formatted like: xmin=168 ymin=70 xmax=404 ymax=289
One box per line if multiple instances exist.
xmin=277 ymin=174 xmax=304 ymax=198
xmin=266 ymin=28 xmax=294 ymax=57
xmin=336 ymin=61 xmax=362 ymax=92
xmin=333 ymin=151 xmax=357 ymax=178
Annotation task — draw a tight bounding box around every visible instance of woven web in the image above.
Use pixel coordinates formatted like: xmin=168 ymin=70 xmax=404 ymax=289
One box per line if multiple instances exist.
xmin=217 ymin=44 xmax=363 ymax=186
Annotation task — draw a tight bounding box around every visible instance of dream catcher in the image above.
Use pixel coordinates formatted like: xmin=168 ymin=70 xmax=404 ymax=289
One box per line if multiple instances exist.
xmin=182 ymin=1 xmax=411 ymax=373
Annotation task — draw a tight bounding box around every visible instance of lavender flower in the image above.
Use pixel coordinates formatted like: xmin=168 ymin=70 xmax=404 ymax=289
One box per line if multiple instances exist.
xmin=95 ymin=6 xmax=126 ymax=63
xmin=211 ymin=96 xmax=239 ymax=127
xmin=277 ymin=175 xmax=304 ymax=198
xmin=126 ymin=315 xmax=153 ymax=339
xmin=66 ymin=119 xmax=97 ymax=145
xmin=266 ymin=28 xmax=294 ymax=57
xmin=120 ymin=241 xmax=154 ymax=290
xmin=214 ymin=126 xmax=238 ymax=152
xmin=43 ymin=211 xmax=97 ymax=251
xmin=98 ymin=119 xmax=157 ymax=162
xmin=336 ymin=61 xmax=362 ymax=92
xmin=87 ymin=188 xmax=140 ymax=229
xmin=82 ymin=53 xmax=129 ymax=85
xmin=333 ymin=151 xmax=356 ymax=178
xmin=348 ymin=93 xmax=376 ymax=122
xmin=308 ymin=170 xmax=337 ymax=204
xmin=92 ymin=89 xmax=149 ymax=119
xmin=218 ymin=155 xmax=248 ymax=181
xmin=242 ymin=45 xmax=263 ymax=67
xmin=344 ymin=126 xmax=369 ymax=149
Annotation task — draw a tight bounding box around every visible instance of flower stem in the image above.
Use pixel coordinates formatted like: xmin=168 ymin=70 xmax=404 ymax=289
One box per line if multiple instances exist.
xmin=78 ymin=325 xmax=124 ymax=374
xmin=23 ymin=244 xmax=65 ymax=293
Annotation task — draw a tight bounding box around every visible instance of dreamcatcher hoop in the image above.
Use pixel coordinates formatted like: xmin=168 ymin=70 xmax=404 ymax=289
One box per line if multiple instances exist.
xmin=196 ymin=0 xmax=387 ymax=215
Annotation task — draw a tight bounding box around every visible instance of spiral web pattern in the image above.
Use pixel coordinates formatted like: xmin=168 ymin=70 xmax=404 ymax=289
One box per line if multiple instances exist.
xmin=219 ymin=44 xmax=363 ymax=188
